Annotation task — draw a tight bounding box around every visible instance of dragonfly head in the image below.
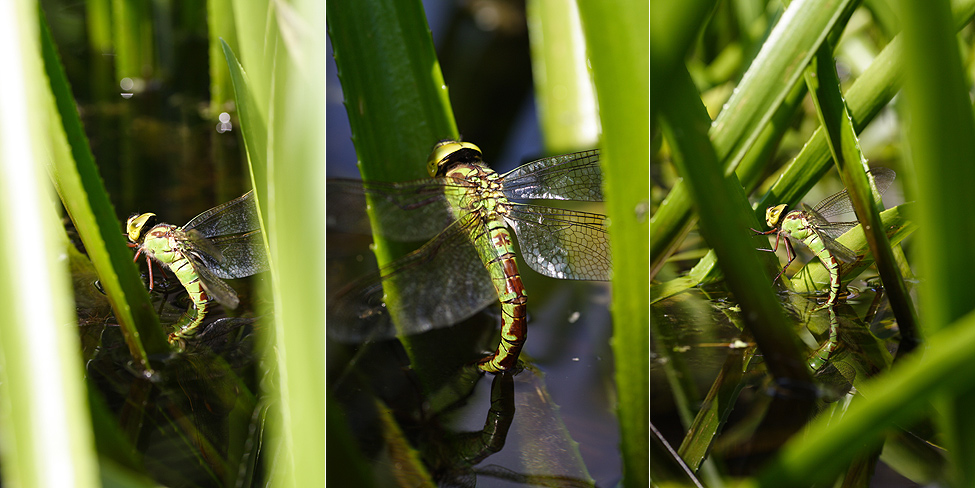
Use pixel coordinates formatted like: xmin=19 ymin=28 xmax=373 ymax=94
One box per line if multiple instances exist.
xmin=765 ymin=204 xmax=788 ymax=228
xmin=126 ymin=212 xmax=158 ymax=243
xmin=427 ymin=140 xmax=483 ymax=177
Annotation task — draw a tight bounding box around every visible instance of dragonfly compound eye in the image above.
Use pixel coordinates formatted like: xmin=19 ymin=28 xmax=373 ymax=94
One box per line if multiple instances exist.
xmin=765 ymin=204 xmax=788 ymax=228
xmin=427 ymin=140 xmax=483 ymax=177
xmin=126 ymin=212 xmax=157 ymax=242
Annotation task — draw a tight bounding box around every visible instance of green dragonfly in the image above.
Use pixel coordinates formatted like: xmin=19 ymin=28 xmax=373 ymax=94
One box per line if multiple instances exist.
xmin=126 ymin=190 xmax=269 ymax=345
xmin=327 ymin=141 xmax=611 ymax=373
xmin=752 ymin=167 xmax=896 ymax=307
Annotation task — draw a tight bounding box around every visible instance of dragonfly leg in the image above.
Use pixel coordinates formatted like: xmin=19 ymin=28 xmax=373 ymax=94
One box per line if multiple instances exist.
xmin=755 ymin=231 xmax=796 ymax=285
xmin=752 ymin=228 xmax=782 ymax=253
xmin=750 ymin=227 xmax=779 ymax=236
xmin=772 ymin=238 xmax=797 ymax=284
xmin=130 ymin=246 xmax=156 ymax=290
xmin=144 ymin=255 xmax=156 ymax=290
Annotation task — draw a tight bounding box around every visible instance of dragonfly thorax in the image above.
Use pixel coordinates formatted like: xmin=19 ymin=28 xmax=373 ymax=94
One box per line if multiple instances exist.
xmin=139 ymin=224 xmax=182 ymax=260
xmin=427 ymin=140 xmax=484 ymax=177
xmin=765 ymin=204 xmax=788 ymax=228
xmin=442 ymin=163 xmax=508 ymax=221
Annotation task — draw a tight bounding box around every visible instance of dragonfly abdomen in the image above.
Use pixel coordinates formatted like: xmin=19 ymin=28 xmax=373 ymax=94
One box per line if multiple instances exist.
xmin=477 ymin=223 xmax=528 ymax=373
xmin=806 ymin=231 xmax=843 ymax=306
xmin=170 ymin=255 xmax=214 ymax=308
xmin=168 ymin=254 xmax=214 ymax=341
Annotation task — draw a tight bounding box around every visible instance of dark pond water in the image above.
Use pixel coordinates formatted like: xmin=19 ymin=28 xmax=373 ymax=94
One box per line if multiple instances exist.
xmin=650 ymin=270 xmax=941 ymax=485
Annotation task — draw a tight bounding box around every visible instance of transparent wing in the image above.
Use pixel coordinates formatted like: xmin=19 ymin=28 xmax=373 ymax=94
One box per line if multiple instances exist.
xmin=204 ymin=230 xmax=269 ymax=279
xmin=799 ymin=203 xmax=858 ymax=240
xmin=327 ymin=178 xmax=464 ymax=241
xmin=811 ymin=228 xmax=858 ymax=263
xmin=183 ymin=190 xmax=262 ymax=238
xmin=505 ymin=204 xmax=611 ymax=281
xmin=327 ymin=215 xmax=498 ymax=342
xmin=812 ymin=167 xmax=896 ymax=219
xmin=499 ymin=149 xmax=602 ymax=201
xmin=177 ymin=228 xmax=268 ymax=280
xmin=798 ymin=203 xmax=859 ymax=262
xmin=180 ymin=249 xmax=240 ymax=309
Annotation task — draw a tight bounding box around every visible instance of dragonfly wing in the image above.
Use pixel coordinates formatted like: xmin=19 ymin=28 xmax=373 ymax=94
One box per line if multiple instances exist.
xmin=176 ymin=228 xmax=266 ymax=280
xmin=868 ymin=167 xmax=896 ymax=195
xmin=799 ymin=203 xmax=858 ymax=239
xmin=207 ymin=229 xmax=269 ymax=279
xmin=181 ymin=249 xmax=241 ymax=309
xmin=327 ymin=178 xmax=458 ymax=241
xmin=499 ymin=149 xmax=602 ymax=201
xmin=812 ymin=167 xmax=896 ymax=218
xmin=505 ymin=204 xmax=611 ymax=281
xmin=183 ymin=190 xmax=262 ymax=238
xmin=815 ymin=221 xmax=858 ymax=240
xmin=812 ymin=228 xmax=858 ymax=263
xmin=327 ymin=216 xmax=498 ymax=342
xmin=178 ymin=228 xmax=223 ymax=261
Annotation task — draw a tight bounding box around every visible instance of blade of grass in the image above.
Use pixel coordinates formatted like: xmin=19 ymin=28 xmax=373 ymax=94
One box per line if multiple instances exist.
xmin=0 ymin=0 xmax=100 ymax=484
xmin=265 ymin=1 xmax=328 ymax=486
xmin=677 ymin=350 xmax=747 ymax=471
xmin=230 ymin=0 xmax=273 ymax=121
xmin=751 ymin=0 xmax=975 ymax=217
xmin=327 ymin=0 xmax=459 ymax=384
xmin=40 ymin=6 xmax=168 ymax=362
xmin=526 ymin=0 xmax=599 ymax=152
xmin=804 ymin=42 xmax=919 ymax=354
xmin=650 ymin=0 xmax=856 ymax=276
xmin=879 ymin=429 xmax=948 ymax=484
xmin=900 ymin=0 xmax=975 ymax=483
xmin=577 ymin=0 xmax=649 ymax=484
xmin=648 ymin=0 xmax=716 ymax=121
xmin=657 ymin=63 xmax=811 ymax=382
xmin=326 ymin=395 xmax=378 ymax=487
xmin=656 ymin=59 xmax=815 ymax=475
xmin=84 ymin=0 xmax=114 ymax=102
xmin=207 ymin=0 xmax=238 ymax=119
xmin=667 ymin=0 xmax=975 ymax=295
xmin=111 ymin=0 xmax=152 ymax=80
xmin=221 ymin=40 xmax=268 ymax=218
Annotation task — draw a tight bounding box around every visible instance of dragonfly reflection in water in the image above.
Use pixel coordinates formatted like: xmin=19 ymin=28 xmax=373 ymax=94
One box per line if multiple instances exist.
xmin=327 ymin=141 xmax=612 ymax=372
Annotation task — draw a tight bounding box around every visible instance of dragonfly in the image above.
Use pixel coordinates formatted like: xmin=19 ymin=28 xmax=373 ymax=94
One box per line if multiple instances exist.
xmin=752 ymin=167 xmax=896 ymax=308
xmin=126 ymin=190 xmax=269 ymax=345
xmin=327 ymin=140 xmax=612 ymax=373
